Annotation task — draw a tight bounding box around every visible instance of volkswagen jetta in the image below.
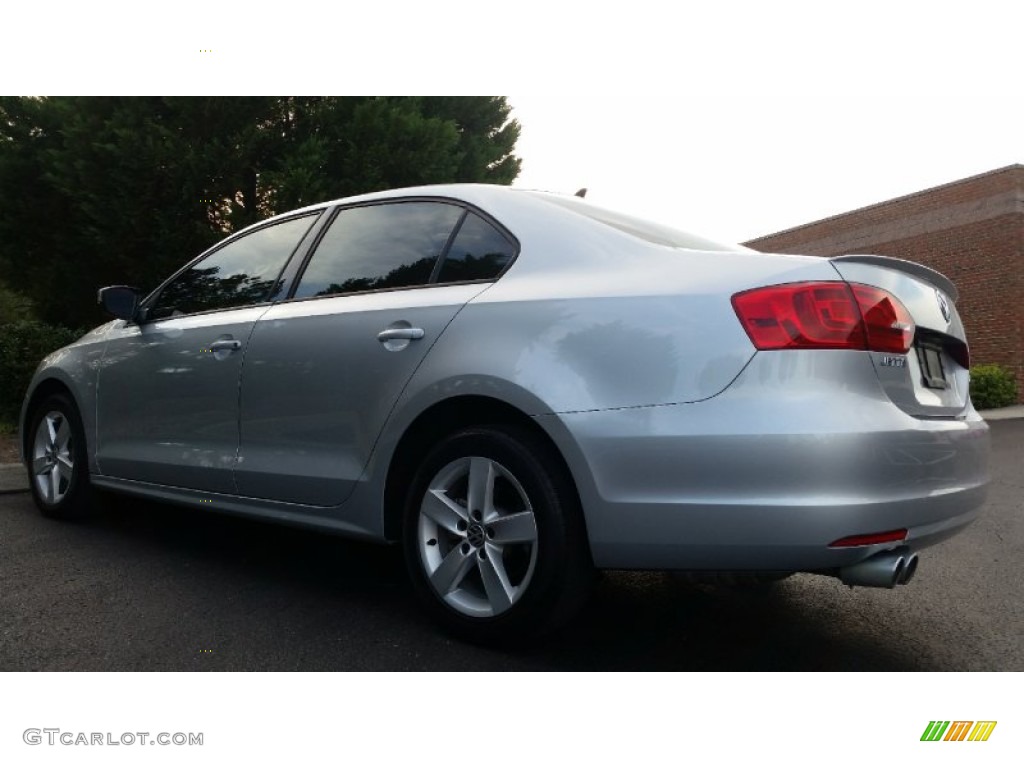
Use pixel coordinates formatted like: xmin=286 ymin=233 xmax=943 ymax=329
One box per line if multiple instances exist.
xmin=20 ymin=184 xmax=990 ymax=641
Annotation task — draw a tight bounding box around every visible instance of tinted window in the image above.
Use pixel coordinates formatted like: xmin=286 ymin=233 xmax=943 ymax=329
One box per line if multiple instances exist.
xmin=293 ymin=202 xmax=462 ymax=299
xmin=436 ymin=212 xmax=515 ymax=283
xmin=151 ymin=214 xmax=316 ymax=317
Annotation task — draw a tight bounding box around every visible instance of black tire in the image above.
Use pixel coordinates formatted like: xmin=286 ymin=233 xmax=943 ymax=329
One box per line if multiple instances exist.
xmin=26 ymin=392 xmax=93 ymax=519
xmin=402 ymin=425 xmax=593 ymax=644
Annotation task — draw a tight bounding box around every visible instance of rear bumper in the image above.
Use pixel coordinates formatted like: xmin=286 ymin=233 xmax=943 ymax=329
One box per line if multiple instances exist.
xmin=543 ymin=350 xmax=990 ymax=571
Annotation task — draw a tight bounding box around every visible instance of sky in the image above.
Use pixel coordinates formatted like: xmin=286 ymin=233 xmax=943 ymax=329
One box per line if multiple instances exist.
xmin=505 ymin=5 xmax=1022 ymax=244
xmin=5 ymin=2 xmax=1020 ymax=250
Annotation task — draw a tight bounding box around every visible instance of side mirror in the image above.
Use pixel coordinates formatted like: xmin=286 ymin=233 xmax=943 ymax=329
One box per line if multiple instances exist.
xmin=98 ymin=285 xmax=141 ymax=322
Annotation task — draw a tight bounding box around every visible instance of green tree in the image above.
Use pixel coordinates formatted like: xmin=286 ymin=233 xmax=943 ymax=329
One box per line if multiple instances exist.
xmin=0 ymin=280 xmax=34 ymax=325
xmin=0 ymin=96 xmax=521 ymax=328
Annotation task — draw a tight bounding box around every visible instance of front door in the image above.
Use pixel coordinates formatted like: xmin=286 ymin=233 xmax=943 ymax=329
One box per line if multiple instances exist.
xmin=95 ymin=213 xmax=319 ymax=491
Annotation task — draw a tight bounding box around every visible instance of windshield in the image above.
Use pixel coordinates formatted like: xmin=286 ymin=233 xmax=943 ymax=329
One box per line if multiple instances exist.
xmin=524 ymin=191 xmax=753 ymax=253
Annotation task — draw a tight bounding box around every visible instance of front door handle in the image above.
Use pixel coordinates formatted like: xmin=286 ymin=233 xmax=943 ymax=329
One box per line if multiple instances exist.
xmin=377 ymin=328 xmax=425 ymax=342
xmin=210 ymin=339 xmax=242 ymax=351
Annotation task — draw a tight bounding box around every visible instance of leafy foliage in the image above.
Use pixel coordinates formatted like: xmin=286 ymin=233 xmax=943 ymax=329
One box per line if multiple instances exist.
xmin=970 ymin=364 xmax=1019 ymax=409
xmin=0 ymin=281 xmax=34 ymax=325
xmin=0 ymin=321 xmax=84 ymax=422
xmin=0 ymin=97 xmax=521 ymax=329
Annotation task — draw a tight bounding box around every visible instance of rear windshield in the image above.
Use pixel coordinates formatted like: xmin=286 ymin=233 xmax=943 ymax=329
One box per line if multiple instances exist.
xmin=525 ymin=191 xmax=752 ymax=253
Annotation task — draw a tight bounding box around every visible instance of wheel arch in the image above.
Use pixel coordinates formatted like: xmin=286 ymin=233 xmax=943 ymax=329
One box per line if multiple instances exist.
xmin=381 ymin=395 xmax=591 ymax=551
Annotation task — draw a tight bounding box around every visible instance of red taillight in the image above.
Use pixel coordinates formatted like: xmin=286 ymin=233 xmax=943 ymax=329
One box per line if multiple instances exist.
xmin=852 ymin=285 xmax=914 ymax=353
xmin=732 ymin=282 xmax=914 ymax=354
xmin=829 ymin=529 xmax=908 ymax=548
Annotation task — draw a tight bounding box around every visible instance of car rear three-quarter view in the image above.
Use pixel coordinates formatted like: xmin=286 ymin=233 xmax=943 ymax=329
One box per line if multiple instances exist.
xmin=19 ymin=184 xmax=990 ymax=643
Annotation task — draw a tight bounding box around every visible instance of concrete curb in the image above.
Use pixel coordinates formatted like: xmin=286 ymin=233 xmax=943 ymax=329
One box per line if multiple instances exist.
xmin=0 ymin=462 xmax=27 ymax=494
xmin=978 ymin=405 xmax=1024 ymax=421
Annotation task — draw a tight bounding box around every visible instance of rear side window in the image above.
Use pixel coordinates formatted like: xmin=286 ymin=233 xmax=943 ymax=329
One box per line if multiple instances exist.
xmin=294 ymin=202 xmax=463 ymax=299
xmin=150 ymin=214 xmax=316 ymax=318
xmin=436 ymin=212 xmax=515 ymax=283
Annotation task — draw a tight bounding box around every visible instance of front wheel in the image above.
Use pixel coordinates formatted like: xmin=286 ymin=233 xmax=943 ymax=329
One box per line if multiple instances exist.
xmin=27 ymin=393 xmax=93 ymax=519
xmin=402 ymin=425 xmax=593 ymax=643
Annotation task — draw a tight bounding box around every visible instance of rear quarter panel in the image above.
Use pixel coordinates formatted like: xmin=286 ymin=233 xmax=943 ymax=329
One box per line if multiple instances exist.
xmin=413 ymin=240 xmax=846 ymax=413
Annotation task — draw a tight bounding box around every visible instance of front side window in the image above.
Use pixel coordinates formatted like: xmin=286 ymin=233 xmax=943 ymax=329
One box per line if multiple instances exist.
xmin=150 ymin=214 xmax=316 ymax=318
xmin=293 ymin=202 xmax=463 ymax=299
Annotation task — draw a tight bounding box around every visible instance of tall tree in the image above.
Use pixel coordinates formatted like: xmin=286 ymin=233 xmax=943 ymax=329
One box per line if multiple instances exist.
xmin=0 ymin=97 xmax=522 ymax=328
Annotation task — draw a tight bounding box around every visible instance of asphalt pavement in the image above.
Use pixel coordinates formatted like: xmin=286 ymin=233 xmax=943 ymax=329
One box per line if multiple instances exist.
xmin=1 ymin=419 xmax=1021 ymax=671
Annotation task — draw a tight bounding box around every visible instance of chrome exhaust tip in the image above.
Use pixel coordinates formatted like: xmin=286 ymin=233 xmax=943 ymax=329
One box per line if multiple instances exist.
xmin=897 ymin=552 xmax=919 ymax=585
xmin=839 ymin=549 xmax=915 ymax=588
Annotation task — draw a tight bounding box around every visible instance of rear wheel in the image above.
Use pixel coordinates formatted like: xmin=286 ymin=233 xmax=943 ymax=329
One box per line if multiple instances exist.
xmin=402 ymin=425 xmax=593 ymax=643
xmin=27 ymin=393 xmax=92 ymax=519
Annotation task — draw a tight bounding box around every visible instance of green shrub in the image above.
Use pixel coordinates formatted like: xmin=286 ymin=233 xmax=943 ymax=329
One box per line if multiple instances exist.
xmin=0 ymin=320 xmax=84 ymax=422
xmin=0 ymin=282 xmax=35 ymax=326
xmin=970 ymin=364 xmax=1019 ymax=410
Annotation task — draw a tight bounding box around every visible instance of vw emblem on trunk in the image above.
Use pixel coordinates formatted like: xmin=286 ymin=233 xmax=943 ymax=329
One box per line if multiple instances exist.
xmin=936 ymin=289 xmax=951 ymax=322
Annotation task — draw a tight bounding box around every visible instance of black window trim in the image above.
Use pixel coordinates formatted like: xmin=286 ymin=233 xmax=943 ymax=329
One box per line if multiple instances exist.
xmin=428 ymin=207 xmax=470 ymax=284
xmin=137 ymin=209 xmax=327 ymax=323
xmin=281 ymin=196 xmax=520 ymax=305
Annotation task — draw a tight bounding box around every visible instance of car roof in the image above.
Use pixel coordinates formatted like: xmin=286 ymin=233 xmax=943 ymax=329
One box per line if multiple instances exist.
xmin=251 ymin=184 xmax=749 ymax=255
xmin=267 ymin=183 xmax=520 ymax=219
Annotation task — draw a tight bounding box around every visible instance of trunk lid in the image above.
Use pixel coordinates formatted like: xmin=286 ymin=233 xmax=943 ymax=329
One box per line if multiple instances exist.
xmin=829 ymin=254 xmax=970 ymax=418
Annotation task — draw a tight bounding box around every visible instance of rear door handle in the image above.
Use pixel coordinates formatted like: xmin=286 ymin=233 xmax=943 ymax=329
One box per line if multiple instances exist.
xmin=210 ymin=339 xmax=242 ymax=351
xmin=377 ymin=328 xmax=425 ymax=342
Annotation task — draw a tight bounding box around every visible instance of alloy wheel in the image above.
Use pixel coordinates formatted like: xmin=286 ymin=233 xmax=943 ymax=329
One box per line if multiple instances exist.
xmin=32 ymin=410 xmax=75 ymax=506
xmin=417 ymin=456 xmax=539 ymax=618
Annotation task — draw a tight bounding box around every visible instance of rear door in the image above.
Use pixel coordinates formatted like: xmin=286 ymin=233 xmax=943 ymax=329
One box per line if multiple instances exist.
xmin=234 ymin=202 xmax=516 ymax=506
xmin=831 ymin=255 xmax=971 ymax=417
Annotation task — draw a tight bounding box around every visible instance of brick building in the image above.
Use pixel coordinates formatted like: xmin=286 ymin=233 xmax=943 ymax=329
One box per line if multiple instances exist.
xmin=744 ymin=164 xmax=1024 ymax=402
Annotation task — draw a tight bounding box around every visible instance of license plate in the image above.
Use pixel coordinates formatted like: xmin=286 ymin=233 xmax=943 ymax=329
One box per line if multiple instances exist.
xmin=915 ymin=341 xmax=948 ymax=389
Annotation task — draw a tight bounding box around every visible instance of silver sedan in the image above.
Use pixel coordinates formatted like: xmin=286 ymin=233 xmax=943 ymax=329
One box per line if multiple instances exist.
xmin=19 ymin=184 xmax=990 ymax=641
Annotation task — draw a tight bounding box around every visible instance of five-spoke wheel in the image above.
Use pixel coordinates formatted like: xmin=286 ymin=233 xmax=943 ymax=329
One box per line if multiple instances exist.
xmin=403 ymin=425 xmax=593 ymax=642
xmin=417 ymin=456 xmax=539 ymax=618
xmin=32 ymin=410 xmax=76 ymax=506
xmin=27 ymin=393 xmax=92 ymax=518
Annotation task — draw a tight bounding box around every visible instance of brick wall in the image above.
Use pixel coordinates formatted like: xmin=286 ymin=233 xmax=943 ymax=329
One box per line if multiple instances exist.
xmin=745 ymin=165 xmax=1024 ymax=403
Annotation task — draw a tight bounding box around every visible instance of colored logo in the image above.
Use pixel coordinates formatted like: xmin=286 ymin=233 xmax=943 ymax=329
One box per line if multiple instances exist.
xmin=921 ymin=721 xmax=997 ymax=742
